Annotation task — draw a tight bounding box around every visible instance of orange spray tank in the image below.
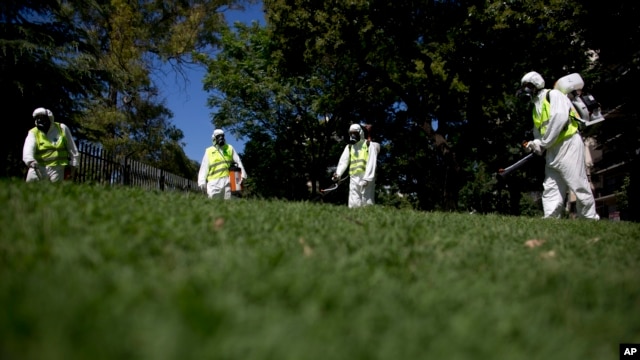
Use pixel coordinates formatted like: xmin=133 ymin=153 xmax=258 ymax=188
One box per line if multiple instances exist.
xmin=229 ymin=163 xmax=243 ymax=195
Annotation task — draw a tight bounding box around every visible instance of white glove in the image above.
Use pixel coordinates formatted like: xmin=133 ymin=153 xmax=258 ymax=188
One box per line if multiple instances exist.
xmin=359 ymin=180 xmax=368 ymax=187
xmin=525 ymin=139 xmax=543 ymax=155
xmin=29 ymin=161 xmax=39 ymax=169
xmin=331 ymin=173 xmax=339 ymax=182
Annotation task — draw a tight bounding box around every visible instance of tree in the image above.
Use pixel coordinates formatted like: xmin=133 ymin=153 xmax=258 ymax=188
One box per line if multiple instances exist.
xmin=204 ymin=0 xmax=638 ymax=215
xmin=202 ymin=23 xmax=340 ymax=200
xmin=64 ymin=0 xmax=236 ymax=177
xmin=1 ymin=0 xmax=95 ymax=178
xmin=258 ymin=0 xmax=467 ymax=208
xmin=579 ymin=1 xmax=640 ymax=221
xmin=2 ymin=0 xmax=245 ymax=180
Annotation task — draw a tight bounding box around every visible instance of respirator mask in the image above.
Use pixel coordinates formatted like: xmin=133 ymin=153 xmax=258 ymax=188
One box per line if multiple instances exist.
xmin=349 ymin=131 xmax=360 ymax=144
xmin=214 ymin=134 xmax=225 ymax=146
xmin=516 ymin=83 xmax=537 ymax=103
xmin=35 ymin=115 xmax=51 ymax=132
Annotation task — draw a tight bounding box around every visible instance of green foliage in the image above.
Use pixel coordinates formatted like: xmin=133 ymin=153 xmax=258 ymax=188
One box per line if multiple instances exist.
xmin=520 ymin=190 xmax=544 ymax=217
xmin=1 ymin=1 xmax=93 ymax=177
xmin=615 ymin=171 xmax=640 ymax=222
xmin=616 ymin=176 xmax=631 ymax=211
xmin=458 ymin=161 xmax=501 ymax=213
xmin=1 ymin=180 xmax=639 ymax=359
xmin=4 ymin=0 xmax=639 ymax=218
xmin=2 ymin=0 xmax=239 ymax=180
xmin=204 ymin=0 xmax=640 ymax=215
xmin=374 ymin=189 xmax=415 ymax=210
xmin=203 ymin=22 xmax=343 ymax=200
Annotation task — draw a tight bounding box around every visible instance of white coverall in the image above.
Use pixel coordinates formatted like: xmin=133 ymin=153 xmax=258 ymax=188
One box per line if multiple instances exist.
xmin=334 ymin=125 xmax=380 ymax=208
xmin=22 ymin=122 xmax=79 ymax=182
xmin=530 ymin=89 xmax=599 ymax=219
xmin=197 ymin=144 xmax=247 ymax=200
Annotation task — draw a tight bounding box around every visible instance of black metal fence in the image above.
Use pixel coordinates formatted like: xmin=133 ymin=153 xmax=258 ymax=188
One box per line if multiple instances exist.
xmin=75 ymin=142 xmax=202 ymax=194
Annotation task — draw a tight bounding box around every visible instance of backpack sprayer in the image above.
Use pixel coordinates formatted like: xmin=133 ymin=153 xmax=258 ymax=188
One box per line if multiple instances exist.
xmin=228 ymin=162 xmax=243 ymax=196
xmin=554 ymin=73 xmax=605 ymax=126
xmin=499 ymin=73 xmax=607 ymax=177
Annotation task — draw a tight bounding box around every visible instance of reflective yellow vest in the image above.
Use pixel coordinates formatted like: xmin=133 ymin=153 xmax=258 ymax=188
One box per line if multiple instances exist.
xmin=206 ymin=144 xmax=233 ymax=181
xmin=532 ymin=90 xmax=579 ymax=146
xmin=30 ymin=122 xmax=69 ymax=166
xmin=349 ymin=141 xmax=369 ymax=175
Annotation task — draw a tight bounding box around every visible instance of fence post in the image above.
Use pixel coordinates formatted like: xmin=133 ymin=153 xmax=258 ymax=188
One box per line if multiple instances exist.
xmin=123 ymin=156 xmax=131 ymax=186
xmin=160 ymin=169 xmax=165 ymax=191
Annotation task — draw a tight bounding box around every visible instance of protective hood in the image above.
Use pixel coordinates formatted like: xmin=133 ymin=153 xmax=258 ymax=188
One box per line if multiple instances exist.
xmin=517 ymin=71 xmax=546 ymax=103
xmin=349 ymin=124 xmax=364 ymax=144
xmin=212 ymin=129 xmax=225 ymax=146
xmin=521 ymin=71 xmax=545 ymax=89
xmin=33 ymin=107 xmax=54 ymax=132
xmin=32 ymin=107 xmax=54 ymax=121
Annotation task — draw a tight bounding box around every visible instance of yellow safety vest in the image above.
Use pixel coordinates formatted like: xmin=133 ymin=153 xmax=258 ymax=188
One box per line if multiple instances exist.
xmin=349 ymin=141 xmax=369 ymax=175
xmin=206 ymin=145 xmax=233 ymax=181
xmin=532 ymin=90 xmax=579 ymax=146
xmin=30 ymin=122 xmax=69 ymax=166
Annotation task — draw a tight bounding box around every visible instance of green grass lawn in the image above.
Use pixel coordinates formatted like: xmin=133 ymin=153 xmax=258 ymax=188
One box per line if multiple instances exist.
xmin=1 ymin=179 xmax=639 ymax=360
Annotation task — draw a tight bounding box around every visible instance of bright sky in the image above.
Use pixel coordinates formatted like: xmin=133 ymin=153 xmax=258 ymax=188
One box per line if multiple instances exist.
xmin=158 ymin=3 xmax=265 ymax=163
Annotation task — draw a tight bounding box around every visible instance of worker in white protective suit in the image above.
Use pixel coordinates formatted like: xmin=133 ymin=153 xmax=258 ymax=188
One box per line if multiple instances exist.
xmin=332 ymin=124 xmax=380 ymax=208
xmin=518 ymin=71 xmax=599 ymax=219
xmin=22 ymin=107 xmax=79 ymax=182
xmin=198 ymin=129 xmax=247 ymax=199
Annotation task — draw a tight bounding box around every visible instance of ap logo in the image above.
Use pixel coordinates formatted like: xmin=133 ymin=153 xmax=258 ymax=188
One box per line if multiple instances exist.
xmin=620 ymin=344 xmax=640 ymax=359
